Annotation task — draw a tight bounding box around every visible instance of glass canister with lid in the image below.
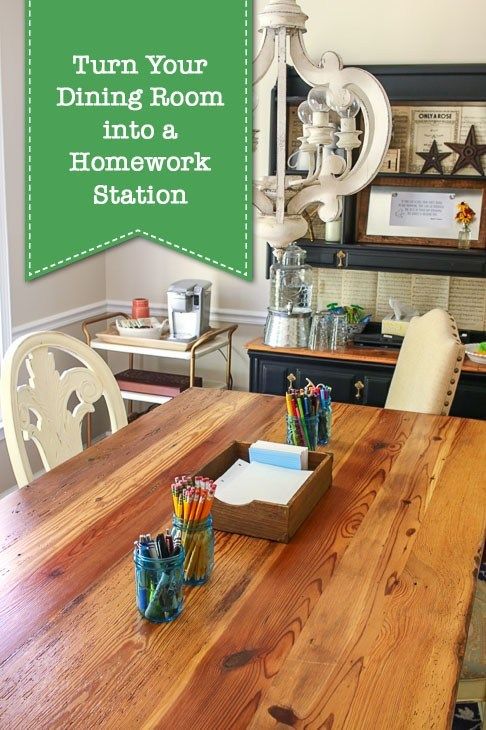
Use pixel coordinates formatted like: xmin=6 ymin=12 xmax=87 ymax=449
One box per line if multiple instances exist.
xmin=269 ymin=243 xmax=314 ymax=312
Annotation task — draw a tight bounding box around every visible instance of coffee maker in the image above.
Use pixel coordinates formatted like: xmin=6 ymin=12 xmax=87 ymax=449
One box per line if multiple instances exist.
xmin=167 ymin=280 xmax=212 ymax=341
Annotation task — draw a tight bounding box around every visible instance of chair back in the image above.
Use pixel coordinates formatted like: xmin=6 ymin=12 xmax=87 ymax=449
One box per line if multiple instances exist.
xmin=385 ymin=309 xmax=464 ymax=416
xmin=0 ymin=330 xmax=127 ymax=487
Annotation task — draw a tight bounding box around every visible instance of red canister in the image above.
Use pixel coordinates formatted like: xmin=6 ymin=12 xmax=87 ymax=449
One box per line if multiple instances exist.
xmin=131 ymin=298 xmax=150 ymax=319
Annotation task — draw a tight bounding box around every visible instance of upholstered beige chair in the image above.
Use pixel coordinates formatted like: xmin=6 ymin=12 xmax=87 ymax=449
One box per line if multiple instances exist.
xmin=385 ymin=309 xmax=464 ymax=416
xmin=0 ymin=331 xmax=128 ymax=487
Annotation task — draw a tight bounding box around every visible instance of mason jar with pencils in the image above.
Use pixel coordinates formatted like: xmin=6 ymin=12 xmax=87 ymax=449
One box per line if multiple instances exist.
xmin=171 ymin=475 xmax=216 ymax=586
xmin=173 ymin=514 xmax=214 ymax=586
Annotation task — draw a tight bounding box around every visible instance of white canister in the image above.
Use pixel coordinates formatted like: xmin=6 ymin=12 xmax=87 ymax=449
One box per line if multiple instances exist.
xmin=324 ymin=219 xmax=342 ymax=243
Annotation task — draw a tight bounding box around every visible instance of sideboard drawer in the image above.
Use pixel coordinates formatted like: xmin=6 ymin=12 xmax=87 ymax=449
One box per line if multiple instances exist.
xmin=248 ymin=349 xmax=484 ymax=420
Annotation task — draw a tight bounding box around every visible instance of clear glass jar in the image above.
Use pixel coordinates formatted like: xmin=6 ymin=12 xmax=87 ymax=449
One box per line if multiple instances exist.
xmin=286 ymin=414 xmax=319 ymax=450
xmin=309 ymin=311 xmax=347 ymax=350
xmin=318 ymin=401 xmax=332 ymax=445
xmin=133 ymin=548 xmax=184 ymax=623
xmin=172 ymin=515 xmax=214 ymax=586
xmin=457 ymin=225 xmax=471 ymax=250
xmin=269 ymin=243 xmax=314 ymax=311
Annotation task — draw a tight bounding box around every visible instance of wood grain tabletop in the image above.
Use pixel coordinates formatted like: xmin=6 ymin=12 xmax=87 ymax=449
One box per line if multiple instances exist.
xmin=0 ymin=388 xmax=485 ymax=729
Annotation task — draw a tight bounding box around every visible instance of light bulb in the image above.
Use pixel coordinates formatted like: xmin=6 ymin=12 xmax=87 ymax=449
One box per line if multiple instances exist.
xmin=342 ymin=97 xmax=360 ymax=118
xmin=297 ymin=101 xmax=313 ymax=126
xmin=307 ymin=86 xmax=330 ymax=113
xmin=326 ymin=88 xmax=360 ymax=118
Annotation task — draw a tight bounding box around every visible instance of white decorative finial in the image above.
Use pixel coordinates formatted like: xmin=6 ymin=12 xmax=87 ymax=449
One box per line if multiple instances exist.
xmin=259 ymin=0 xmax=308 ymax=31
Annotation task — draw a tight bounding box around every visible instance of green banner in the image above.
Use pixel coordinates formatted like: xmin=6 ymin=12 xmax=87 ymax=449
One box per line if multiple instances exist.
xmin=26 ymin=0 xmax=252 ymax=280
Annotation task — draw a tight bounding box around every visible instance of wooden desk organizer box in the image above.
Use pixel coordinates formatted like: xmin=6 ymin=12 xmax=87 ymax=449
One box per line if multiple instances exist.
xmin=196 ymin=441 xmax=333 ymax=543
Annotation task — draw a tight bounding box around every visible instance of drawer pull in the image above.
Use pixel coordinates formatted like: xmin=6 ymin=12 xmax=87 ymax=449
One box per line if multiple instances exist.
xmin=354 ymin=380 xmax=364 ymax=400
xmin=336 ymin=250 xmax=347 ymax=268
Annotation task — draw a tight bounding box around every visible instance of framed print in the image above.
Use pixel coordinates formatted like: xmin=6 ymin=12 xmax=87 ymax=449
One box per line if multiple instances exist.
xmin=356 ymin=176 xmax=486 ymax=248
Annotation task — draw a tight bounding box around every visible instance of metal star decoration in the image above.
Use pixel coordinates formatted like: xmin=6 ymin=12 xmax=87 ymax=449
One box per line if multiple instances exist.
xmin=445 ymin=125 xmax=486 ymax=175
xmin=416 ymin=139 xmax=451 ymax=174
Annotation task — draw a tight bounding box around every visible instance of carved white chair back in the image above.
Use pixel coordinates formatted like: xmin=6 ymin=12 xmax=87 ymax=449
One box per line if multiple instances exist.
xmin=0 ymin=331 xmax=128 ymax=487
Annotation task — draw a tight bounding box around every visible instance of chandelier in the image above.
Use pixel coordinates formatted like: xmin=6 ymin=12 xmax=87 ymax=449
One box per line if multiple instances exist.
xmin=254 ymin=0 xmax=392 ymax=259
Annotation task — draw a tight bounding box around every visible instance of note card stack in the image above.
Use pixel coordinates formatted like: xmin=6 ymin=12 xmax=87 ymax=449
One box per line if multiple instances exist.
xmin=194 ymin=441 xmax=333 ymax=543
xmin=249 ymin=441 xmax=308 ymax=470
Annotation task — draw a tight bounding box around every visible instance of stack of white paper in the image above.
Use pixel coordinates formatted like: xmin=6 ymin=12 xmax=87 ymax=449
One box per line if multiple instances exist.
xmin=214 ymin=459 xmax=312 ymax=505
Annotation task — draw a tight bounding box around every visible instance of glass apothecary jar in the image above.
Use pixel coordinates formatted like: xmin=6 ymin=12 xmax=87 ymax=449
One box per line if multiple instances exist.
xmin=269 ymin=244 xmax=314 ymax=311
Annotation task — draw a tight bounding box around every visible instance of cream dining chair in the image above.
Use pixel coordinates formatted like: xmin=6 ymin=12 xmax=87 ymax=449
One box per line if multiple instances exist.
xmin=0 ymin=330 xmax=128 ymax=487
xmin=385 ymin=308 xmax=464 ymax=416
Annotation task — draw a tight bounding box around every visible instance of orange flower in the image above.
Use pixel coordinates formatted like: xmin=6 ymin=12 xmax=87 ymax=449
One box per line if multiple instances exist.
xmin=455 ymin=201 xmax=475 ymax=226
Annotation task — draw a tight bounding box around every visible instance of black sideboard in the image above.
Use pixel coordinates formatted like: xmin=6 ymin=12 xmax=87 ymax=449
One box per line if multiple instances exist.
xmin=247 ymin=340 xmax=485 ymax=421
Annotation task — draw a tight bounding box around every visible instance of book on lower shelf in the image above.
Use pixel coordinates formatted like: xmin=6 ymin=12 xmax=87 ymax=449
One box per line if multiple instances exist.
xmin=114 ymin=369 xmax=202 ymax=397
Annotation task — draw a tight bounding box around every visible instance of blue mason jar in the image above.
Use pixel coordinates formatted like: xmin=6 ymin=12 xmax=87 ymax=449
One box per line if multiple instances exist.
xmin=286 ymin=414 xmax=319 ymax=450
xmin=172 ymin=515 xmax=214 ymax=586
xmin=318 ymin=401 xmax=332 ymax=445
xmin=133 ymin=548 xmax=184 ymax=623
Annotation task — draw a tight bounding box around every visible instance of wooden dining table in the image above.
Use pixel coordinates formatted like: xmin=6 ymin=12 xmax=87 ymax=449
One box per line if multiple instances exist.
xmin=0 ymin=388 xmax=485 ymax=729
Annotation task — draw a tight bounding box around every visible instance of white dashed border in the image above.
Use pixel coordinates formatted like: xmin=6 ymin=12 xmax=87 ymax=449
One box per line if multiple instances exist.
xmin=27 ymin=0 xmax=250 ymax=279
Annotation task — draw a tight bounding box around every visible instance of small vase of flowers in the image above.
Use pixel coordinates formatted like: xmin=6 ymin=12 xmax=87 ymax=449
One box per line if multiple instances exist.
xmin=455 ymin=201 xmax=475 ymax=250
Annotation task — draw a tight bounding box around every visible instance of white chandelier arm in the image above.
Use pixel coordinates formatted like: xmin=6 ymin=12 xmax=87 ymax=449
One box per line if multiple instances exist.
xmin=287 ymin=146 xmax=322 ymax=188
xmin=275 ymin=26 xmax=288 ymax=224
xmin=303 ymin=145 xmax=322 ymax=184
xmin=338 ymin=149 xmax=353 ymax=179
xmin=253 ymin=186 xmax=275 ymax=215
xmin=286 ymin=178 xmax=343 ymax=220
xmin=289 ymin=35 xmax=342 ymax=86
xmin=254 ymin=28 xmax=277 ymax=85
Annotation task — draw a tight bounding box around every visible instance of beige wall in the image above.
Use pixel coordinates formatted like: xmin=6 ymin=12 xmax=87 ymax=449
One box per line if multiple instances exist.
xmin=0 ymin=0 xmax=106 ymax=328
xmin=294 ymin=0 xmax=486 ymax=65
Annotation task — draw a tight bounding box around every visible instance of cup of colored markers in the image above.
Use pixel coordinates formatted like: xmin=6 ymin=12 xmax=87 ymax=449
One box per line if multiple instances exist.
xmin=285 ymin=377 xmax=332 ymax=449
xmin=171 ymin=475 xmax=215 ymax=586
xmin=134 ymin=531 xmax=184 ymax=623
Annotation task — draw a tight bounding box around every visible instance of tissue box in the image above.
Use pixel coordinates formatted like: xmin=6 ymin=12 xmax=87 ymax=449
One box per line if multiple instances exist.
xmin=382 ymin=317 xmax=410 ymax=337
xmin=195 ymin=441 xmax=332 ymax=542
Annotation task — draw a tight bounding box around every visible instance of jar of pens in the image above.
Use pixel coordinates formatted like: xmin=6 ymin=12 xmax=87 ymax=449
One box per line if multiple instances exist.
xmin=134 ymin=531 xmax=184 ymax=623
xmin=171 ymin=475 xmax=215 ymax=586
xmin=134 ymin=474 xmax=216 ymax=623
xmin=285 ymin=374 xmax=332 ymax=449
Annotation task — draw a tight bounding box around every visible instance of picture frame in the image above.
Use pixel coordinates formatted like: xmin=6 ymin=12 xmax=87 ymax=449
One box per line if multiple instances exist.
xmin=356 ymin=175 xmax=486 ymax=249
